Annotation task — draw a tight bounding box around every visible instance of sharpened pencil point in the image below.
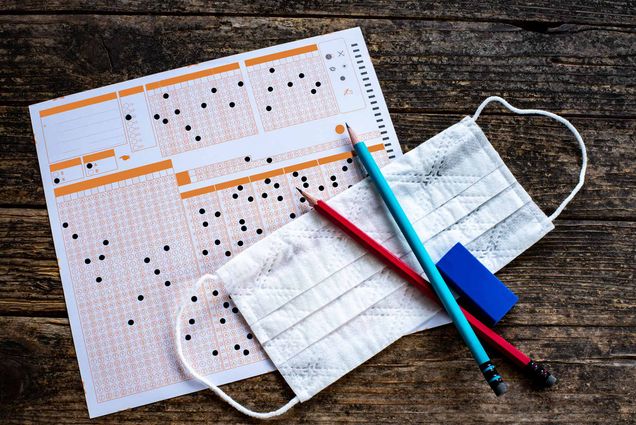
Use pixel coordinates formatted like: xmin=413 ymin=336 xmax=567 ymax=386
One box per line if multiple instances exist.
xmin=296 ymin=187 xmax=318 ymax=205
xmin=345 ymin=123 xmax=359 ymax=146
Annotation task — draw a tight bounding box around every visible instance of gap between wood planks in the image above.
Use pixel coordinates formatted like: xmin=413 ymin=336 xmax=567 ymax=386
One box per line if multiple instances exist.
xmin=0 ymin=9 xmax=634 ymax=30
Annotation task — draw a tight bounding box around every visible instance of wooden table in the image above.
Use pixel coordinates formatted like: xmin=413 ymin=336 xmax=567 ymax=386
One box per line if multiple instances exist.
xmin=1 ymin=2 xmax=634 ymax=423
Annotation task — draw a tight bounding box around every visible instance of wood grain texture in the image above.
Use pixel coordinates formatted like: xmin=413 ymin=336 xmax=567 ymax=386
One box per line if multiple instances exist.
xmin=3 ymin=1 xmax=636 ymax=27
xmin=1 ymin=16 xmax=634 ymax=116
xmin=0 ymin=3 xmax=634 ymax=424
xmin=1 ymin=316 xmax=635 ymax=424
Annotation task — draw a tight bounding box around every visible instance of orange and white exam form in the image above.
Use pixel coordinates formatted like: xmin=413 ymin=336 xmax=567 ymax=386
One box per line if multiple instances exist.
xmin=29 ymin=27 xmax=402 ymax=417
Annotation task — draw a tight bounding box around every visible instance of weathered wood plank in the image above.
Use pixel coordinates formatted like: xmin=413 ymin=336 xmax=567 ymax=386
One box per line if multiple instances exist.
xmin=1 ymin=206 xmax=634 ymax=325
xmin=3 ymin=1 xmax=636 ymax=27
xmin=1 ymin=17 xmax=634 ymax=117
xmin=3 ymin=105 xmax=634 ymax=218
xmin=0 ymin=316 xmax=634 ymax=423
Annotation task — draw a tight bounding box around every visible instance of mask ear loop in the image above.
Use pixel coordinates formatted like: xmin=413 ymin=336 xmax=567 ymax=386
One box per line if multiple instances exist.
xmin=472 ymin=96 xmax=588 ymax=221
xmin=175 ymin=273 xmax=300 ymax=419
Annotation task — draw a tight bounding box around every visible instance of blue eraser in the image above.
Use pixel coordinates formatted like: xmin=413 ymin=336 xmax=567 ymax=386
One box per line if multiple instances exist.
xmin=436 ymin=242 xmax=518 ymax=326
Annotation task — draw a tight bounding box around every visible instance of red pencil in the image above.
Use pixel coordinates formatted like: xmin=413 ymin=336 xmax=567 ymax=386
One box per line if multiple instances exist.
xmin=297 ymin=187 xmax=556 ymax=387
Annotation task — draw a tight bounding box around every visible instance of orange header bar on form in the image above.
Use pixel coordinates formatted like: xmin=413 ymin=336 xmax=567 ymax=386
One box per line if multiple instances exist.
xmin=145 ymin=63 xmax=240 ymax=91
xmin=54 ymin=160 xmax=172 ymax=197
xmin=83 ymin=149 xmax=116 ymax=164
xmin=318 ymin=151 xmax=353 ymax=165
xmin=119 ymin=86 xmax=144 ymax=97
xmin=50 ymin=157 xmax=82 ymax=172
xmin=284 ymin=159 xmax=319 ymax=173
xmin=245 ymin=44 xmax=318 ymax=67
xmin=250 ymin=168 xmax=286 ymax=182
xmin=368 ymin=144 xmax=385 ymax=153
xmin=40 ymin=92 xmax=117 ymax=118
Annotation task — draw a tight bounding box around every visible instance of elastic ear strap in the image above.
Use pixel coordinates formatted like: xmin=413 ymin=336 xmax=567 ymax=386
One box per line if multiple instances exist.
xmin=473 ymin=96 xmax=588 ymax=221
xmin=175 ymin=274 xmax=299 ymax=419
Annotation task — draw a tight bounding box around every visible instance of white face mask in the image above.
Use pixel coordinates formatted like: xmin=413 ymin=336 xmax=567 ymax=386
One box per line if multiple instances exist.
xmin=175 ymin=97 xmax=587 ymax=419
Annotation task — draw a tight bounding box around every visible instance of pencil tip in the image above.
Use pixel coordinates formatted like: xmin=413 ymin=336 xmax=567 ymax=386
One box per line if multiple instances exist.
xmin=296 ymin=187 xmax=317 ymax=205
xmin=345 ymin=123 xmax=358 ymax=146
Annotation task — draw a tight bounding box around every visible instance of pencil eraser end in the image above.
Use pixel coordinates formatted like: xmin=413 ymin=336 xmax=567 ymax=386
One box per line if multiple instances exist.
xmin=493 ymin=381 xmax=508 ymax=397
xmin=436 ymin=243 xmax=518 ymax=326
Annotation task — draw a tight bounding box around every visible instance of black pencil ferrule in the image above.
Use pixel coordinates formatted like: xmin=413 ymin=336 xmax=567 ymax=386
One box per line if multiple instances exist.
xmin=524 ymin=360 xmax=557 ymax=387
xmin=480 ymin=361 xmax=507 ymax=396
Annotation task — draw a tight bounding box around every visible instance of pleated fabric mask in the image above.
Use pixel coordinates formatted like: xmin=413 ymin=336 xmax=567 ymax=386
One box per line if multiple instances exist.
xmin=176 ymin=97 xmax=587 ymax=418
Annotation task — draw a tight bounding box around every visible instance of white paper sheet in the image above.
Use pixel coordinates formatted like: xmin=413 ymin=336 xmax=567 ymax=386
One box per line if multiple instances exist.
xmin=29 ymin=27 xmax=403 ymax=417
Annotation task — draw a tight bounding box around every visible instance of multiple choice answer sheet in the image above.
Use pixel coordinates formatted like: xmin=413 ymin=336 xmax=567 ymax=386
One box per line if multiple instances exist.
xmin=29 ymin=27 xmax=402 ymax=417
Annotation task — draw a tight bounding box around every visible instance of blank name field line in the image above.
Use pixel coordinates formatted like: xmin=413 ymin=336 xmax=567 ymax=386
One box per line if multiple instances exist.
xmin=54 ymin=108 xmax=120 ymax=125
xmin=61 ymin=117 xmax=122 ymax=133
xmin=62 ymin=127 xmax=125 ymax=144
xmin=61 ymin=133 xmax=125 ymax=151
xmin=57 ymin=146 xmax=83 ymax=157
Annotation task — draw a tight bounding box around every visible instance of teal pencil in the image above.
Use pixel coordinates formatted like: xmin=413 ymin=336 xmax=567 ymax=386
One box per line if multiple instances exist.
xmin=346 ymin=124 xmax=507 ymax=396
